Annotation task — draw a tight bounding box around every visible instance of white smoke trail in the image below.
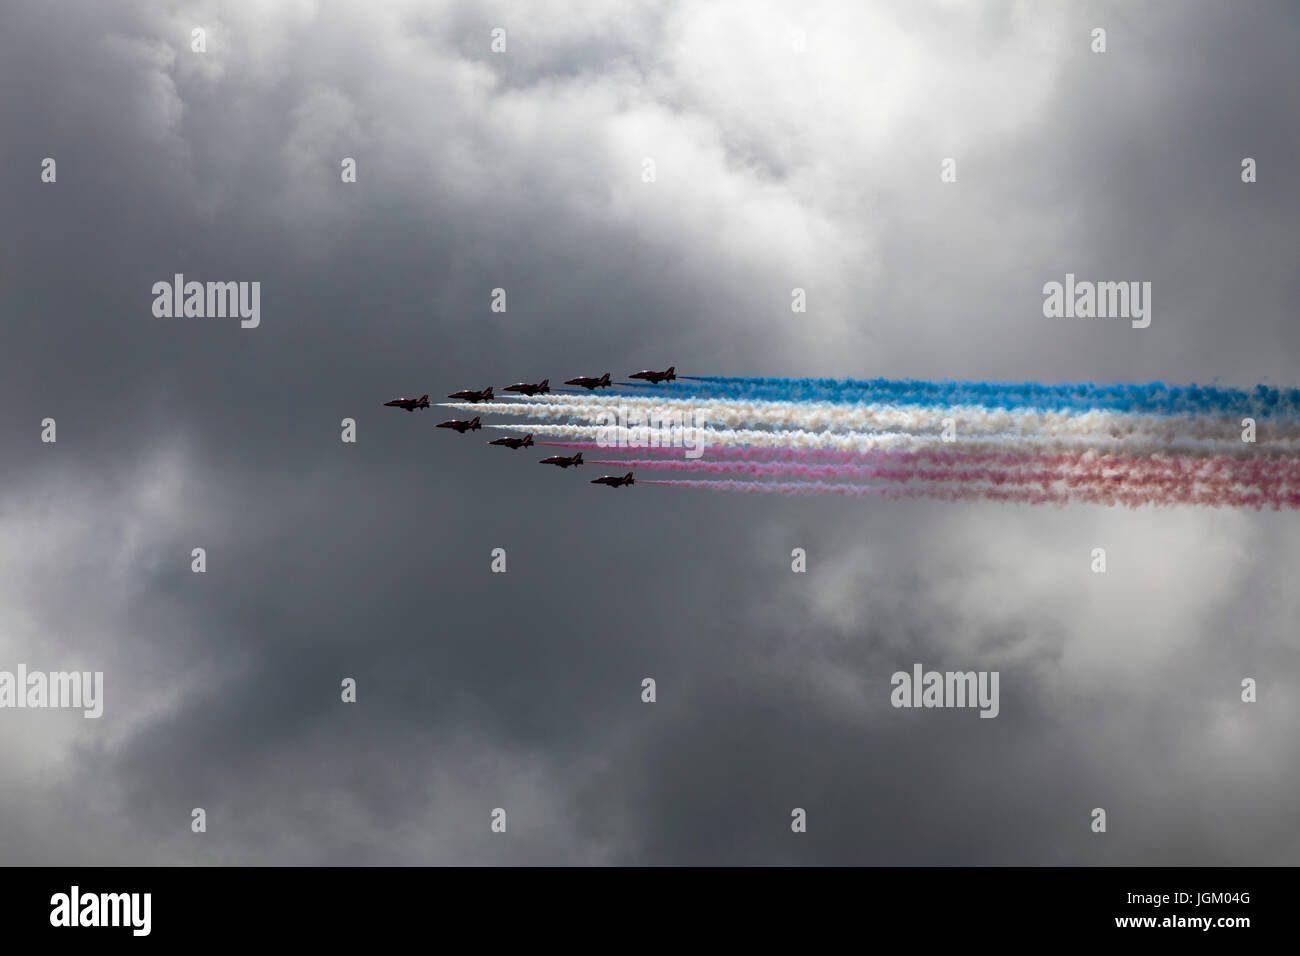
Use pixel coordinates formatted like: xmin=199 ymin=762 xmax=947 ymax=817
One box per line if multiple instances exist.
xmin=446 ymin=394 xmax=1292 ymax=442
xmin=483 ymin=422 xmax=1300 ymax=458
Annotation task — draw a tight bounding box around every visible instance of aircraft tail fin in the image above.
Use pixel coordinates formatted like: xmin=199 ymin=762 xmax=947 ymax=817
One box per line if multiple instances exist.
xmin=575 ymin=452 xmax=583 ymax=464
xmin=666 ymin=367 xmax=675 ymax=378
xmin=471 ymin=416 xmax=480 ymax=428
xmin=540 ymin=379 xmax=548 ymax=388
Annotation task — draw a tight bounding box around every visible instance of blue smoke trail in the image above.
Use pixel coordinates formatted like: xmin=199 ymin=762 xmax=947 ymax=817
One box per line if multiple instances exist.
xmin=616 ymin=377 xmax=1300 ymax=418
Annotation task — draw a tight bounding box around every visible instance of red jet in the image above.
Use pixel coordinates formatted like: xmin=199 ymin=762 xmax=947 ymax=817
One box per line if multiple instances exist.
xmin=447 ymin=386 xmax=494 ymax=402
xmin=489 ymin=434 xmax=534 ymax=449
xmin=504 ymin=379 xmax=549 ymax=396
xmin=591 ymin=472 xmax=634 ymax=488
xmin=564 ymin=373 xmax=611 ymax=391
xmin=437 ymin=416 xmax=481 ymax=433
xmin=384 ymin=394 xmax=430 ymax=412
xmin=539 ymin=452 xmax=583 ymax=468
xmin=628 ymin=367 xmax=676 ymax=384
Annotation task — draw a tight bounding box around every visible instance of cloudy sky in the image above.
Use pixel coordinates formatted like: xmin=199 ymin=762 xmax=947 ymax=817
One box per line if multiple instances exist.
xmin=1 ymin=0 xmax=1297 ymax=864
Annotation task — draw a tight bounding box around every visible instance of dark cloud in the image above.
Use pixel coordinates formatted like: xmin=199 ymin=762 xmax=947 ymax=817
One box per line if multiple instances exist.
xmin=0 ymin=0 xmax=1296 ymax=864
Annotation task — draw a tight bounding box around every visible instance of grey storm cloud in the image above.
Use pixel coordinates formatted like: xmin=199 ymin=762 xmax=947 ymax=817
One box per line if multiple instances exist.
xmin=0 ymin=0 xmax=1297 ymax=864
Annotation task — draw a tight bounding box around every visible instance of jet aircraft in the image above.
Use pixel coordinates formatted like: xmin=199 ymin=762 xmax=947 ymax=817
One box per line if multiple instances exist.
xmin=436 ymin=417 xmax=481 ymax=433
xmin=447 ymin=386 xmax=494 ymax=402
xmin=489 ymin=434 xmax=534 ymax=449
xmin=628 ymin=367 xmax=676 ymax=384
xmin=384 ymin=395 xmax=430 ymax=411
xmin=564 ymin=373 xmax=612 ymax=390
xmin=539 ymin=452 xmax=584 ymax=468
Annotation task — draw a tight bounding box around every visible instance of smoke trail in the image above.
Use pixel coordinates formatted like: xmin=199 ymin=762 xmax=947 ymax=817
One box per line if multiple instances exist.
xmin=627 ymin=376 xmax=1300 ymax=418
xmin=540 ymin=442 xmax=1299 ymax=469
xmin=641 ymin=479 xmax=1300 ymax=509
xmin=461 ymin=375 xmax=1300 ymax=508
xmin=448 ymin=395 xmax=1299 ymax=442
xmin=491 ymin=422 xmax=1300 ymax=458
xmin=587 ymin=456 xmax=1300 ymax=487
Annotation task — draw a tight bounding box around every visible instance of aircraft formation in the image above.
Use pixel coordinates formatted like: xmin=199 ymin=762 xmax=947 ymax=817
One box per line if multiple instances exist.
xmin=383 ymin=367 xmax=678 ymax=489
xmin=384 ymin=369 xmax=1300 ymax=508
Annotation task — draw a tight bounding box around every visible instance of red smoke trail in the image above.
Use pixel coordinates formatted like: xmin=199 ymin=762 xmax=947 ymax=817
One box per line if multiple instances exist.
xmin=639 ymin=478 xmax=1300 ymax=509
xmin=543 ymin=440 xmax=1300 ymax=468
xmin=592 ymin=456 xmax=1300 ymax=488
